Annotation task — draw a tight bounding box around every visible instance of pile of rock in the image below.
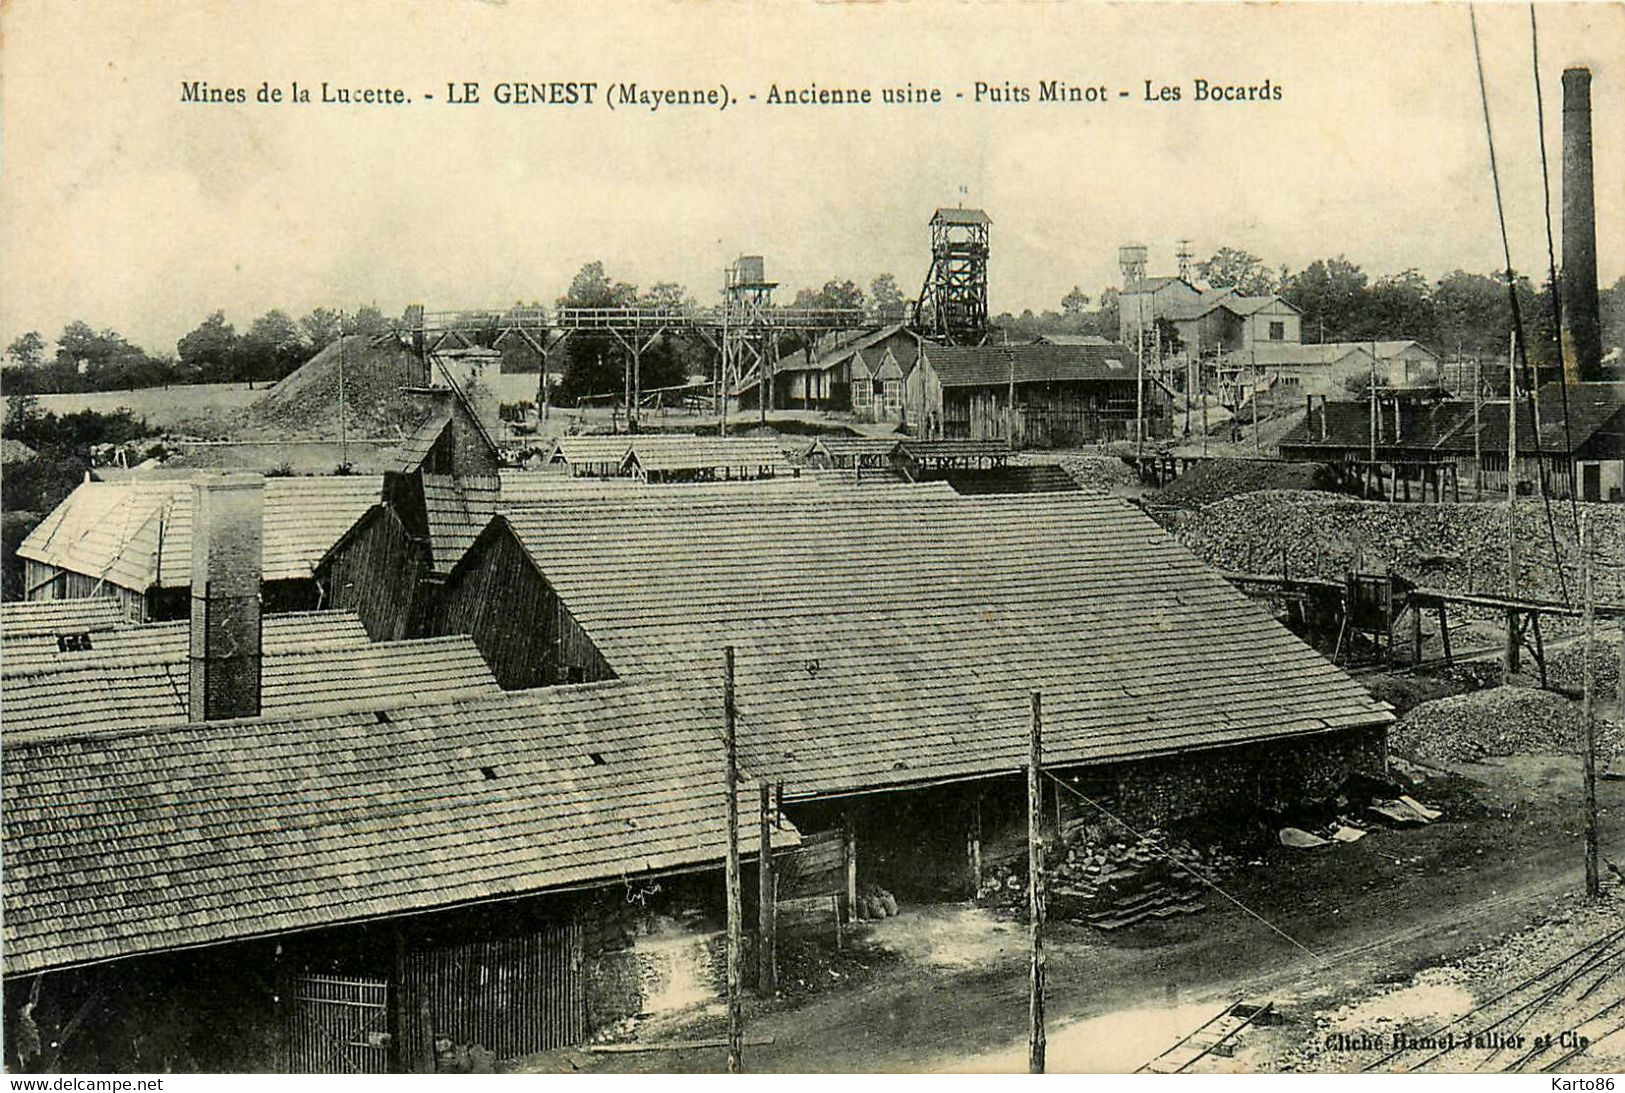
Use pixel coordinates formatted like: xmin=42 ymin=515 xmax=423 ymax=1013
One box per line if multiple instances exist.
xmin=853 ymin=885 xmax=899 ymax=920
xmin=1169 ymin=491 xmax=1625 ymax=607
xmin=1391 ymin=685 xmax=1624 ymax=764
xmin=979 ymin=827 xmax=1238 ymax=930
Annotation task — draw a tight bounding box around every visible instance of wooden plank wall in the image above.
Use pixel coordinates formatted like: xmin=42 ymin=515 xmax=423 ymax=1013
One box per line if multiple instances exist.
xmin=403 ymin=923 xmax=585 ymax=1062
xmin=436 ymin=528 xmax=614 ymax=689
xmin=321 ymin=508 xmax=427 ymax=641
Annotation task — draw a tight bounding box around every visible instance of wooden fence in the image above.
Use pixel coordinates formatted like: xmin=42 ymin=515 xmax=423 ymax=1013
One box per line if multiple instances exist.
xmin=403 ymin=923 xmax=585 ymax=1063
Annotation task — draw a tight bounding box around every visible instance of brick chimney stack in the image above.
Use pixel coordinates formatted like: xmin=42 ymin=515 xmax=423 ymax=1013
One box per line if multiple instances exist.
xmin=1561 ymin=67 xmax=1602 ymax=382
xmin=189 ymin=474 xmax=264 ymax=722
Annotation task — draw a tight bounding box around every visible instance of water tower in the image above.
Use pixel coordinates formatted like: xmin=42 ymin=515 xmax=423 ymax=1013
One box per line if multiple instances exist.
xmin=1118 ymin=244 xmax=1148 ymax=290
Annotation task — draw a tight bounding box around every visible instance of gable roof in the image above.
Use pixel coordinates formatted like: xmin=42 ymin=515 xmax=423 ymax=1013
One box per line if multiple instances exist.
xmin=0 ymin=597 xmax=131 ymax=637
xmin=1 ymin=678 xmax=799 ymax=976
xmin=421 ymin=474 xmax=502 ymax=574
xmin=544 ymin=435 xmax=640 ymax=467
xmin=1 ymin=633 xmax=499 ymax=742
xmin=1311 ymin=339 xmax=1438 ymax=361
xmin=1241 ymin=343 xmax=1376 ymax=368
xmin=623 ymin=436 xmax=788 ymax=474
xmin=1033 ymin=334 xmax=1114 ymax=346
xmin=805 ymin=437 xmax=905 ymax=460
xmin=487 ymin=491 xmax=1391 ymax=798
xmin=16 ymin=476 xmax=384 ymax=592
xmin=922 ymin=343 xmax=1136 ymax=387
xmin=1 ymin=609 xmax=370 ymax=676
xmin=932 ymin=207 xmax=990 ymax=226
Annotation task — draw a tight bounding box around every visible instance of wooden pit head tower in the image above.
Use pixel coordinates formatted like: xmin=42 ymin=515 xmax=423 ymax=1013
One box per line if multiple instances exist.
xmin=914 ymin=207 xmax=990 ymax=346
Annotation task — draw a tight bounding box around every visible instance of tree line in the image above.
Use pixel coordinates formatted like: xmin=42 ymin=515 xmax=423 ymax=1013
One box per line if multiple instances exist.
xmin=996 ymin=246 xmax=1625 ymax=363
xmin=2 ymin=306 xmax=395 ymax=395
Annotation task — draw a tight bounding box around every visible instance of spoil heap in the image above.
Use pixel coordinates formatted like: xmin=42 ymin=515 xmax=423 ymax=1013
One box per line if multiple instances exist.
xmin=979 ymin=826 xmax=1238 ymax=930
xmin=1171 ymin=491 xmax=1625 ymax=606
xmin=1391 ymin=685 xmax=1624 ymax=764
xmin=246 ymin=335 xmax=432 ymax=439
xmin=1153 ymin=459 xmax=1337 ymax=508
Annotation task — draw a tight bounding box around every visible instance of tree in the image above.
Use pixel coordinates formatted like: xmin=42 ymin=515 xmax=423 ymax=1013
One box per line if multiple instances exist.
xmin=345 ymin=305 xmax=391 ymax=336
xmin=1356 ymin=269 xmax=1435 ymax=344
xmin=299 ymin=308 xmax=343 ymax=353
xmin=871 ymin=273 xmax=905 ymax=319
xmin=176 ymin=311 xmax=239 ymax=382
xmin=555 ymin=262 xmax=640 ymax=403
xmin=1061 ymin=286 xmax=1091 ymax=318
xmin=241 ymin=309 xmax=308 ymax=384
xmin=1282 ymin=257 xmax=1369 ymax=342
xmin=791 ymin=279 xmax=866 ymax=312
xmin=4 ymin=393 xmax=40 ymax=440
xmin=1198 ymin=247 xmax=1277 ymax=295
xmin=6 ymin=332 xmax=44 ymax=369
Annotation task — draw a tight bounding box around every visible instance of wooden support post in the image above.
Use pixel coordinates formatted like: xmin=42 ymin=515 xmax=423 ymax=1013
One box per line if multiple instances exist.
xmin=1028 ymin=691 xmax=1046 ymax=1074
xmin=722 ymin=647 xmax=743 ymax=1074
xmin=1437 ymin=603 xmax=1453 ymax=665
xmin=1505 ymin=609 xmax=1521 ymax=679
xmin=968 ymin=795 xmax=983 ymax=895
xmin=757 ymin=780 xmax=777 ymax=995
xmin=1582 ymin=516 xmax=1601 ymax=898
xmin=844 ymin=812 xmax=858 ymax=923
xmin=1411 ymin=602 xmax=1424 ymax=665
xmin=392 ymin=927 xmax=418 ymax=1074
xmin=1532 ymin=613 xmax=1548 ymax=689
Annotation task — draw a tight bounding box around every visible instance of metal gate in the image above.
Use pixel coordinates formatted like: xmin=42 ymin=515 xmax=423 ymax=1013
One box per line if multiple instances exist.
xmin=405 ymin=923 xmax=584 ymax=1061
xmin=288 ymin=974 xmax=391 ymax=1074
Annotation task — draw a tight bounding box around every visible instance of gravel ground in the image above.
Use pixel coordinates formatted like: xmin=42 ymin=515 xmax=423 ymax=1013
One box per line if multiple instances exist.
xmin=1391 ymin=685 xmax=1625 ymax=765
xmin=1280 ymin=896 xmax=1625 ymax=1073
xmin=1170 ymin=491 xmax=1625 ymax=607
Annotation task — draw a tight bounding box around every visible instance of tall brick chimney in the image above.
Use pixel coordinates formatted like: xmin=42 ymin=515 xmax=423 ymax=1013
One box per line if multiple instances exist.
xmin=1561 ymin=67 xmax=1602 ymax=382
xmin=189 ymin=474 xmax=264 ymax=721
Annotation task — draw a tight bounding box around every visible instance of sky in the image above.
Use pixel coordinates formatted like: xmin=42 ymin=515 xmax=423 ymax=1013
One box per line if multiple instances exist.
xmin=1 ymin=0 xmax=1621 ymax=356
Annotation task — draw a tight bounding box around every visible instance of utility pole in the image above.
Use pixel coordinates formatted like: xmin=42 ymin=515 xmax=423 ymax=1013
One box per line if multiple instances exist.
xmin=758 ymin=779 xmax=777 ymax=994
xmin=1135 ymin=325 xmax=1145 ymax=459
xmin=1028 ymin=691 xmax=1046 ymax=1075
xmin=723 ymin=647 xmax=743 ymax=1073
xmin=1582 ymin=516 xmax=1601 ymax=897
xmin=1200 ymin=355 xmax=1209 ymax=457
xmin=1473 ymin=358 xmax=1482 ymax=499
xmin=1506 ymin=330 xmax=1520 ymax=681
xmin=1251 ymin=350 xmax=1261 ymax=457
xmin=337 ymin=314 xmax=348 ymax=470
xmin=1368 ymin=351 xmax=1378 ymax=497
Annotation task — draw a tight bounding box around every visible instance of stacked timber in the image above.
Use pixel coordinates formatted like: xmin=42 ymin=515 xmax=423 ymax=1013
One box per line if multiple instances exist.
xmin=979 ymin=827 xmax=1237 ymax=931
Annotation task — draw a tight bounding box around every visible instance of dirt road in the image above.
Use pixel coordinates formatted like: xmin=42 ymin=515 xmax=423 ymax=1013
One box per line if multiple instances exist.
xmin=567 ymin=754 xmax=1620 ymax=1074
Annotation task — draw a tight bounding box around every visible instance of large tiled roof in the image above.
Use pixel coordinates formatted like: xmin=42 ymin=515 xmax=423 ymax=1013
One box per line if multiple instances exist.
xmin=492 ymin=491 xmax=1392 ymax=798
xmin=1 ymin=679 xmax=799 ymax=975
xmin=421 ymin=474 xmax=501 ymax=574
xmin=922 ymin=344 xmax=1135 ymax=387
xmin=1282 ymin=382 xmax=1623 ymax=456
xmin=1 ymin=609 xmax=370 ymax=676
xmin=1 ymin=634 xmax=497 ymax=741
xmin=1242 ymin=343 xmax=1374 ymax=368
xmin=625 ymin=436 xmax=788 ymax=474
xmin=17 ymin=476 xmax=384 ymax=592
xmin=806 ymin=437 xmax=904 ymax=459
xmin=0 ymin=598 xmax=131 ymax=637
xmin=545 ymin=435 xmax=638 ymax=467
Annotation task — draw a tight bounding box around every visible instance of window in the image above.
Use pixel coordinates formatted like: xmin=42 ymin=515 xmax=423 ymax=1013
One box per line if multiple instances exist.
xmin=853 ymin=382 xmax=871 ymax=409
xmin=1269 ymin=321 xmax=1286 ymax=341
xmin=883 ymin=380 xmax=903 ymax=416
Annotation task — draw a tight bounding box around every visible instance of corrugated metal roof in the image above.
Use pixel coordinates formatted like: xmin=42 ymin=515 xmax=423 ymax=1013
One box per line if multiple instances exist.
xmin=0 ymin=598 xmax=131 ymax=637
xmin=494 ymin=491 xmax=1392 ymax=798
xmin=1 ymin=634 xmax=497 ymax=741
xmin=1 ymin=679 xmax=799 ymax=976
xmin=17 ymin=476 xmax=384 ymax=591
xmin=1 ymin=610 xmax=371 ymax=675
xmin=922 ymin=344 xmax=1136 ymax=387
